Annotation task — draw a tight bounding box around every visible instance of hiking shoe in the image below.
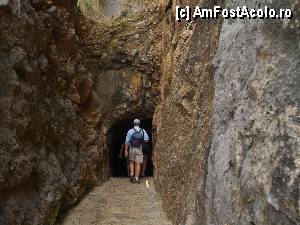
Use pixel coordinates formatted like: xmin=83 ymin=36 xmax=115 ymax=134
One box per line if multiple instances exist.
xmin=134 ymin=178 xmax=140 ymax=184
xmin=130 ymin=176 xmax=134 ymax=182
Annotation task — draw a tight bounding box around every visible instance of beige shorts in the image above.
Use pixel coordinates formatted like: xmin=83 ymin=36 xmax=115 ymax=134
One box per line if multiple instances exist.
xmin=129 ymin=147 xmax=143 ymax=163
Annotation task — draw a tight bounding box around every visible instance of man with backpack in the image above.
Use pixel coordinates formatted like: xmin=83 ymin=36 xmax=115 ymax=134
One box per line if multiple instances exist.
xmin=125 ymin=119 xmax=149 ymax=183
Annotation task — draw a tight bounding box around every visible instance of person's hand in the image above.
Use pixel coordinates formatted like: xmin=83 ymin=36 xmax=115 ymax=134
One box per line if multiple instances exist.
xmin=125 ymin=150 xmax=128 ymax=158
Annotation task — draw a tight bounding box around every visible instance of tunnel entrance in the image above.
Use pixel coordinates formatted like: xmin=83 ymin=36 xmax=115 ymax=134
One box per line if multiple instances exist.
xmin=108 ymin=118 xmax=153 ymax=177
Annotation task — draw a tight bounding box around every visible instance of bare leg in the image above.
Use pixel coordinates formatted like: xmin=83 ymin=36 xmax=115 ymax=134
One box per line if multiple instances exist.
xmin=127 ymin=159 xmax=130 ymax=176
xmin=129 ymin=160 xmax=134 ymax=177
xmin=135 ymin=162 xmax=140 ymax=179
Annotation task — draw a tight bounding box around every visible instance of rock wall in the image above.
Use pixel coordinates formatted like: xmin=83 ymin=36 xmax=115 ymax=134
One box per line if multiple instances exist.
xmin=205 ymin=0 xmax=300 ymax=224
xmin=153 ymin=0 xmax=299 ymax=225
xmin=1 ymin=0 xmax=299 ymax=225
xmin=0 ymin=1 xmax=161 ymax=224
xmin=153 ymin=0 xmax=223 ymax=224
xmin=0 ymin=1 xmax=104 ymax=224
xmin=76 ymin=2 xmax=163 ymax=183
xmin=78 ymin=0 xmax=146 ymax=19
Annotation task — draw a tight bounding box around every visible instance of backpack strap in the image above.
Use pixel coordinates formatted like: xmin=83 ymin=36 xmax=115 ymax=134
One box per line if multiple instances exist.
xmin=141 ymin=128 xmax=144 ymax=147
xmin=133 ymin=127 xmax=141 ymax=133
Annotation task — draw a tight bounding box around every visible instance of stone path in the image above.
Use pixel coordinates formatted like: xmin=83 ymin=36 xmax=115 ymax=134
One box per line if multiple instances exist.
xmin=62 ymin=177 xmax=172 ymax=225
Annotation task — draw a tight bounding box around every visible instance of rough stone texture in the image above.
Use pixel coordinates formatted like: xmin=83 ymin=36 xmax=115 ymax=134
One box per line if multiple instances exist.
xmin=0 ymin=1 xmax=161 ymax=224
xmin=0 ymin=1 xmax=102 ymax=224
xmin=1 ymin=0 xmax=299 ymax=224
xmin=0 ymin=0 xmax=9 ymax=6
xmin=76 ymin=3 xmax=164 ymax=184
xmin=152 ymin=1 xmax=300 ymax=225
xmin=77 ymin=0 xmax=148 ymax=19
xmin=205 ymin=1 xmax=300 ymax=225
xmin=152 ymin=0 xmax=223 ymax=224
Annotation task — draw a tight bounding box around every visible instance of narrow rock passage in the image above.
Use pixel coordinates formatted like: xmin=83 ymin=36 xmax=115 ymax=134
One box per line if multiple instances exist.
xmin=62 ymin=178 xmax=172 ymax=225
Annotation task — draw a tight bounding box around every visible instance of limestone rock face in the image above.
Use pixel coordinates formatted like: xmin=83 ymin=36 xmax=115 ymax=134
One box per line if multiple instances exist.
xmin=152 ymin=0 xmax=223 ymax=224
xmin=205 ymin=0 xmax=300 ymax=225
xmin=77 ymin=0 xmax=147 ymax=19
xmin=76 ymin=3 xmax=163 ymax=182
xmin=1 ymin=0 xmax=299 ymax=224
xmin=153 ymin=0 xmax=299 ymax=225
xmin=0 ymin=1 xmax=160 ymax=224
xmin=0 ymin=0 xmax=9 ymax=6
xmin=0 ymin=1 xmax=102 ymax=224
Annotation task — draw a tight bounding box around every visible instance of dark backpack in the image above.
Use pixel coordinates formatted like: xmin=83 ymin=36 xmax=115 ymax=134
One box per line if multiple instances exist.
xmin=130 ymin=128 xmax=144 ymax=148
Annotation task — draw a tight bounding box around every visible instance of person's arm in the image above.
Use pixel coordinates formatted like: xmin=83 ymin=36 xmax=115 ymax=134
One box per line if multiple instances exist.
xmin=143 ymin=129 xmax=149 ymax=143
xmin=124 ymin=130 xmax=132 ymax=157
xmin=119 ymin=144 xmax=124 ymax=159
xmin=125 ymin=143 xmax=129 ymax=157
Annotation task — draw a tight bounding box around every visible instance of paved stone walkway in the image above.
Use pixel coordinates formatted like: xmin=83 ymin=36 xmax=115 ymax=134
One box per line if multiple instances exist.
xmin=62 ymin=177 xmax=172 ymax=225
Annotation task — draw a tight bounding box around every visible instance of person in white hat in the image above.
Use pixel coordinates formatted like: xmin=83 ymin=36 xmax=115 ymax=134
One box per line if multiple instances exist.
xmin=124 ymin=119 xmax=149 ymax=183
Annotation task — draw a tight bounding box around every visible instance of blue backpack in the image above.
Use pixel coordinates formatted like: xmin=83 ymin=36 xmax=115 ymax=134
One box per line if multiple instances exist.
xmin=130 ymin=128 xmax=144 ymax=148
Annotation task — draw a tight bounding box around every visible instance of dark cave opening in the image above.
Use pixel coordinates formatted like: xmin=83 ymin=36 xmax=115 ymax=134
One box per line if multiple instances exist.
xmin=108 ymin=118 xmax=153 ymax=177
